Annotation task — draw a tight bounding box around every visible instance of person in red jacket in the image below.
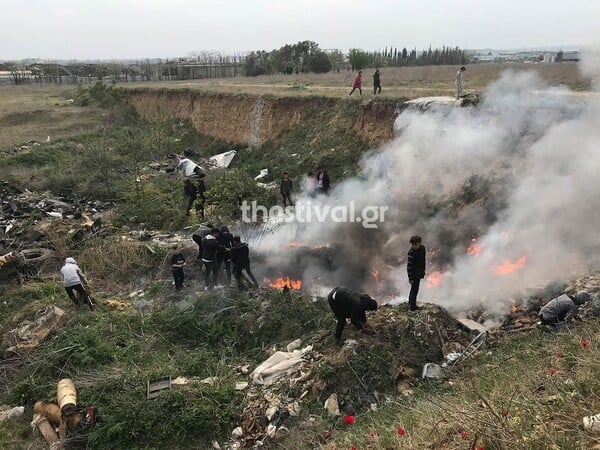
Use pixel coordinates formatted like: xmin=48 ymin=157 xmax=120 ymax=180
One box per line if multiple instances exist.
xmin=349 ymin=71 xmax=362 ymax=96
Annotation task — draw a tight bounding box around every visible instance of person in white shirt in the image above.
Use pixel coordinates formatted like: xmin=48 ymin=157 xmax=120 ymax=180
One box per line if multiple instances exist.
xmin=455 ymin=66 xmax=466 ymax=99
xmin=60 ymin=257 xmax=94 ymax=310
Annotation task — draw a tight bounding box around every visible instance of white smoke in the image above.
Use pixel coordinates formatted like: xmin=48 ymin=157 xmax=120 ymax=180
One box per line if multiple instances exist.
xmin=258 ymin=50 xmax=599 ymax=314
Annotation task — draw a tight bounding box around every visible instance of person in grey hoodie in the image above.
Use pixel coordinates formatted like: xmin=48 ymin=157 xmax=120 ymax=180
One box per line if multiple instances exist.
xmin=539 ymin=291 xmax=590 ymax=327
xmin=60 ymin=257 xmax=94 ymax=310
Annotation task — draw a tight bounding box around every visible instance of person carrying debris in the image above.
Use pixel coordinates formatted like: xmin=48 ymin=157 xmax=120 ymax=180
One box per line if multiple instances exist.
xmin=373 ymin=69 xmax=381 ymax=95
xmin=202 ymin=228 xmax=228 ymax=290
xmin=407 ymin=235 xmax=426 ymax=312
xmin=538 ymin=291 xmax=590 ymax=329
xmin=231 ymin=236 xmax=259 ymax=289
xmin=280 ymin=172 xmax=294 ymax=207
xmin=192 ymin=223 xmax=213 ymax=261
xmin=455 ymin=66 xmax=466 ymax=99
xmin=60 ymin=257 xmax=94 ymax=310
xmin=328 ymin=287 xmax=377 ymax=344
xmin=217 ymin=226 xmax=234 ymax=286
xmin=349 ymin=70 xmax=363 ymax=96
xmin=170 ymin=245 xmax=186 ymax=292
xmin=184 ymin=179 xmax=197 ymax=216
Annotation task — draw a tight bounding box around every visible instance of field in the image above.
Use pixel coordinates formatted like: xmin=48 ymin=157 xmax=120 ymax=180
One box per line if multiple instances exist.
xmin=1 ymin=66 xmax=600 ymax=449
xmin=127 ymin=62 xmax=590 ymax=98
xmin=0 ymin=85 xmax=105 ymax=149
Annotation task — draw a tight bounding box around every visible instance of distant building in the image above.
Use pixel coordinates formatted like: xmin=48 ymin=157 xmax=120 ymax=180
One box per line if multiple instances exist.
xmin=543 ymin=50 xmax=579 ymax=63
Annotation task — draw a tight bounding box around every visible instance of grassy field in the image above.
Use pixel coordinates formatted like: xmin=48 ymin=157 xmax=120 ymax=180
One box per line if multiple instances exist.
xmin=0 ymin=85 xmax=105 ymax=149
xmin=123 ymin=62 xmax=590 ymax=99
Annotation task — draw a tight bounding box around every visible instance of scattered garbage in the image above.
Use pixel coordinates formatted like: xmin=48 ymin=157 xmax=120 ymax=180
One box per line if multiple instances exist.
xmin=200 ymin=377 xmax=219 ymax=385
xmin=324 ymin=393 xmax=340 ymax=416
xmin=3 ymin=306 xmax=67 ymax=358
xmin=235 ymin=382 xmax=249 ymax=391
xmin=583 ymin=413 xmax=600 ymax=433
xmin=209 ymin=150 xmax=237 ymax=169
xmin=0 ymin=405 xmax=24 ymax=422
xmin=172 ymin=376 xmax=191 ymax=386
xmin=147 ymin=376 xmax=172 ymax=399
xmin=254 ymin=169 xmax=269 ymax=180
xmin=251 ymin=345 xmax=313 ymax=386
xmin=286 ymin=339 xmax=302 ymax=352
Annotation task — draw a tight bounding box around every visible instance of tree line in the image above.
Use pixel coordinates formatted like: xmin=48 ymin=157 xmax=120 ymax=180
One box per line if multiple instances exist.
xmin=244 ymin=41 xmax=467 ymax=76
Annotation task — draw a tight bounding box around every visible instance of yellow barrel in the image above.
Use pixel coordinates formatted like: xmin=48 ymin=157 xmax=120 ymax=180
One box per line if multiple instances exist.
xmin=57 ymin=379 xmax=77 ymax=417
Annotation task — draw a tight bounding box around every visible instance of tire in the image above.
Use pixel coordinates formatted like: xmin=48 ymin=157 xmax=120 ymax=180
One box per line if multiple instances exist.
xmin=20 ymin=248 xmax=56 ymax=266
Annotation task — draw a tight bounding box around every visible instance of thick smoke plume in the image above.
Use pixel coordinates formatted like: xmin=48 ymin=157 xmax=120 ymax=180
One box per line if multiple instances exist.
xmin=257 ymin=49 xmax=600 ymax=314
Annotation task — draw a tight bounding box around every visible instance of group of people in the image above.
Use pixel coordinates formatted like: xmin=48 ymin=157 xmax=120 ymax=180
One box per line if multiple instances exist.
xmin=349 ymin=69 xmax=382 ymax=96
xmin=176 ymin=224 xmax=259 ymax=292
xmin=348 ymin=66 xmax=466 ymax=98
xmin=280 ymin=168 xmax=331 ymax=207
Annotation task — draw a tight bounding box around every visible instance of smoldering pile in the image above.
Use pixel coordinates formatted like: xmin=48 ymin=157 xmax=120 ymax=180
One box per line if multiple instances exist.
xmin=256 ymin=64 xmax=600 ymax=314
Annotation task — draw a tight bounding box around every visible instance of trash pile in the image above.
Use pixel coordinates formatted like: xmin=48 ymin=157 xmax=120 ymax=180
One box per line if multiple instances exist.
xmin=0 ymin=181 xmax=108 ymax=281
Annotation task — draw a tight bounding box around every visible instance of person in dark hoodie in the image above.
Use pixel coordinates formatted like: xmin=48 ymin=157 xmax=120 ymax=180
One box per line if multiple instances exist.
xmin=192 ymin=223 xmax=213 ymax=261
xmin=230 ymin=236 xmax=259 ymax=289
xmin=407 ymin=235 xmax=426 ymax=312
xmin=217 ymin=225 xmax=234 ymax=286
xmin=202 ymin=228 xmax=226 ymax=290
xmin=327 ymin=287 xmax=377 ymax=345
xmin=280 ymin=172 xmax=293 ymax=207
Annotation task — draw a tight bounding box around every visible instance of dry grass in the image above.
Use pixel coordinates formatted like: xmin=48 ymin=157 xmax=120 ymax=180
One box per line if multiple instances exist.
xmin=0 ymin=85 xmax=105 ymax=149
xmin=124 ymin=62 xmax=590 ymax=100
xmin=284 ymin=321 xmax=600 ymax=450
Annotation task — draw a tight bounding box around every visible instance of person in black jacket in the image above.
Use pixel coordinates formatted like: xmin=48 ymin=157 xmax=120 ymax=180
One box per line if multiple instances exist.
xmin=202 ymin=228 xmax=226 ymax=290
xmin=280 ymin=172 xmax=294 ymax=207
xmin=217 ymin=225 xmax=234 ymax=286
xmin=170 ymin=245 xmax=186 ymax=292
xmin=407 ymin=235 xmax=426 ymax=312
xmin=327 ymin=287 xmax=377 ymax=345
xmin=184 ymin=179 xmax=197 ymax=216
xmin=316 ymin=168 xmax=331 ymax=194
xmin=373 ymin=69 xmax=381 ymax=95
xmin=192 ymin=223 xmax=213 ymax=261
xmin=230 ymin=236 xmax=258 ymax=289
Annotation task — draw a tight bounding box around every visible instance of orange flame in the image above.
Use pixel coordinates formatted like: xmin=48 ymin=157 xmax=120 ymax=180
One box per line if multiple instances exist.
xmin=511 ymin=304 xmax=518 ymax=314
xmin=371 ymin=269 xmax=380 ymax=281
xmin=493 ymin=256 xmax=527 ymax=275
xmin=426 ymin=271 xmax=445 ymax=288
xmin=264 ymin=277 xmax=302 ymax=289
xmin=467 ymin=239 xmax=483 ymax=256
xmin=288 ymin=242 xmax=303 ymax=248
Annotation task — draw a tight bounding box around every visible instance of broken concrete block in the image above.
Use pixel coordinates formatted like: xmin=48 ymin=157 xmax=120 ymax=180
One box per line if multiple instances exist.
xmin=457 ymin=318 xmax=489 ymax=336
xmin=231 ymin=426 xmax=243 ymax=440
xmin=422 ymin=363 xmax=443 ymax=380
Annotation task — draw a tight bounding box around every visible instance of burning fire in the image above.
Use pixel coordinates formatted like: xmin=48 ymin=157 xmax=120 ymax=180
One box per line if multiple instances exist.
xmin=426 ymin=271 xmax=445 ymax=288
xmin=467 ymin=238 xmax=483 ymax=256
xmin=264 ymin=277 xmax=302 ymax=290
xmin=493 ymin=256 xmax=527 ymax=275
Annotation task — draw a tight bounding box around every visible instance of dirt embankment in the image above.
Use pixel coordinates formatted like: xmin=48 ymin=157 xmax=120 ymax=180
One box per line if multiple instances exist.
xmin=127 ymin=89 xmax=399 ymax=147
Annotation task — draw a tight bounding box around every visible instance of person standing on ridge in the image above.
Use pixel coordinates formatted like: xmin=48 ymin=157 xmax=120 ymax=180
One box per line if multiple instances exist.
xmin=407 ymin=235 xmax=426 ymax=312
xmin=455 ymin=66 xmax=466 ymax=99
xmin=373 ymin=69 xmax=381 ymax=95
xmin=349 ymin=70 xmax=363 ymax=96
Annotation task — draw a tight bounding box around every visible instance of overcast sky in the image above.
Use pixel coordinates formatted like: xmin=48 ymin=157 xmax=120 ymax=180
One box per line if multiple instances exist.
xmin=1 ymin=0 xmax=598 ymax=60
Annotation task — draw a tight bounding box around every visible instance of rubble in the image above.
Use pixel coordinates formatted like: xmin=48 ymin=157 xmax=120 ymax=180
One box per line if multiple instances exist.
xmin=0 ymin=405 xmax=24 ymax=422
xmin=324 ymin=393 xmax=340 ymax=416
xmin=3 ymin=306 xmax=67 ymax=358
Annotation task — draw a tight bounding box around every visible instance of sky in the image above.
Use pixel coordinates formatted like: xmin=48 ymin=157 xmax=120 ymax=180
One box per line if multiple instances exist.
xmin=1 ymin=0 xmax=598 ymax=60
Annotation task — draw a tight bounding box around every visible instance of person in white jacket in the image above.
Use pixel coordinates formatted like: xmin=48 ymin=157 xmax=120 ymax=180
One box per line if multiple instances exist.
xmin=60 ymin=257 xmax=94 ymax=310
